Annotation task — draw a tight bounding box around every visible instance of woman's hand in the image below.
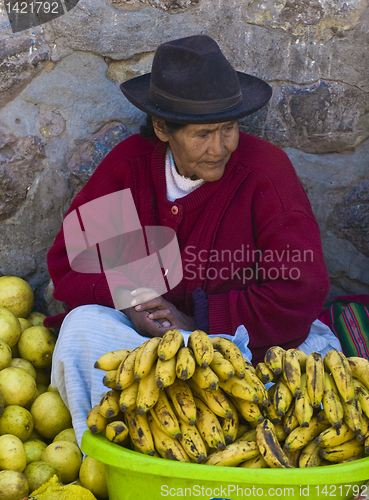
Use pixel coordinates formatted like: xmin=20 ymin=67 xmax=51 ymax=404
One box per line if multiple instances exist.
xmin=122 ymin=305 xmax=174 ymax=338
xmin=123 ymin=287 xmax=195 ymax=336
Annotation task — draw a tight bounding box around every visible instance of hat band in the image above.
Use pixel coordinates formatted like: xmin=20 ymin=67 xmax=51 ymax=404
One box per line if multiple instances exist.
xmin=149 ymin=83 xmax=242 ymax=115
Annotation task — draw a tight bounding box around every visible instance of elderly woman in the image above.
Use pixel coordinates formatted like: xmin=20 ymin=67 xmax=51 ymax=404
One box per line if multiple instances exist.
xmin=46 ymin=35 xmax=341 ymax=445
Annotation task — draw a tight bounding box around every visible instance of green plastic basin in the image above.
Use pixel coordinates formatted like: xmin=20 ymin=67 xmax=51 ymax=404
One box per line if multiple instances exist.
xmin=81 ymin=431 xmax=369 ymax=500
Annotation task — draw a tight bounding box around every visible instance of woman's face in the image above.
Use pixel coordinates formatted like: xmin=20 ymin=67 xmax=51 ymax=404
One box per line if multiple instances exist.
xmin=153 ymin=119 xmax=239 ymax=182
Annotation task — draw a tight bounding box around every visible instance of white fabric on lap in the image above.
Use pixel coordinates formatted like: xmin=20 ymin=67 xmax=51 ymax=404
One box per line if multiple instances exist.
xmin=297 ymin=318 xmax=342 ymax=357
xmin=51 ymin=305 xmax=147 ymax=447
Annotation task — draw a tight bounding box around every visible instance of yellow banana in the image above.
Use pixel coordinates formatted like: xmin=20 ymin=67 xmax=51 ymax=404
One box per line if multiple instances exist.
xmin=0 ymin=388 xmax=4 ymax=416
xmin=155 ymin=356 xmax=177 ymax=389
xmin=125 ymin=408 xmax=155 ymax=456
xmin=264 ymin=346 xmax=285 ymax=376
xmin=314 ymin=423 xmax=357 ymax=448
xmin=105 ymin=420 xmax=129 ymax=445
xmin=283 ymin=349 xmax=302 ymax=398
xmin=119 ymin=379 xmax=139 ymax=413
xmin=295 ymin=350 xmax=307 ymax=371
xmin=188 ymin=330 xmax=214 ymax=368
xmin=149 ymin=415 xmax=187 ymax=460
xmin=232 ymin=396 xmax=264 ymax=425
xmin=165 ymin=379 xmax=197 ymax=426
xmin=341 ymin=396 xmax=362 ymax=435
xmin=255 ymin=362 xmax=276 ymax=385
xmin=365 ymin=434 xmax=369 ymax=455
xmin=358 ymin=412 xmax=369 ymax=442
xmin=294 ymin=373 xmax=314 ymax=427
xmin=210 ymin=349 xmax=235 ymax=381
xmin=187 ymin=378 xmax=234 ymax=419
xmin=319 ymin=438 xmax=364 ymax=462
xmin=115 ymin=348 xmax=139 ymax=390
xmin=353 ymin=378 xmax=369 ymax=419
xmin=133 ymin=337 xmax=161 ymax=381
xmin=255 ymin=419 xmax=293 ymax=468
xmin=204 ymin=440 xmax=259 ymax=466
xmin=323 ymin=371 xmax=344 ymax=429
xmin=239 ymin=454 xmax=269 ymax=469
xmin=219 ymin=377 xmax=259 ymax=404
xmin=178 ymin=420 xmax=207 ymax=463
xmin=99 ymin=390 xmax=120 ymax=418
xmin=148 ymin=413 xmax=190 ymax=462
xmin=273 ymin=376 xmax=293 ymax=417
xmin=348 ymin=357 xmax=369 ymax=391
xmin=175 ymin=347 xmax=196 ymax=380
xmin=283 ymin=416 xmax=330 ymax=452
xmin=136 ymin=362 xmax=160 ymax=415
xmin=235 ymin=428 xmax=257 ymax=443
xmin=324 ymin=350 xmax=355 ymax=404
xmin=306 ymin=351 xmax=324 ymax=408
xmin=191 ymin=364 xmax=219 ymax=391
xmin=274 ymin=422 xmax=287 ymax=442
xmin=299 ymin=441 xmax=323 ymax=468
xmin=86 ymin=404 xmax=108 ymax=434
xmin=150 ymin=390 xmax=181 ymax=439
xmin=210 ymin=337 xmax=246 ymax=379
xmin=103 ymin=369 xmax=118 ymax=389
xmin=243 ymin=363 xmax=269 ymax=406
xmin=244 ymin=358 xmax=257 ymax=373
xmin=194 ymin=396 xmax=226 ymax=450
xmin=220 ymin=399 xmax=239 ymax=444
xmin=94 ymin=349 xmax=131 ymax=371
xmin=283 ymin=400 xmax=299 ymax=435
xmin=264 ymin=384 xmax=282 ymax=425
xmin=157 ymin=329 xmax=184 ymax=362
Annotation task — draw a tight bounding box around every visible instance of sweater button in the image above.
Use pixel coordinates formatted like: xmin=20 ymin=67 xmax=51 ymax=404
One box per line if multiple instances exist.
xmin=171 ymin=205 xmax=179 ymax=215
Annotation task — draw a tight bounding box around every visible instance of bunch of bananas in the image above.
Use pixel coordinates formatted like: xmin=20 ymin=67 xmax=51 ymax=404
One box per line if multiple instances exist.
xmin=86 ymin=334 xmax=369 ymax=469
xmin=256 ymin=347 xmax=369 ymax=467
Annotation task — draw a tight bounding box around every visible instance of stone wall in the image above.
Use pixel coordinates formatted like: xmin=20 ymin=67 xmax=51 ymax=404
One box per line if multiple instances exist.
xmin=0 ymin=0 xmax=368 ymax=314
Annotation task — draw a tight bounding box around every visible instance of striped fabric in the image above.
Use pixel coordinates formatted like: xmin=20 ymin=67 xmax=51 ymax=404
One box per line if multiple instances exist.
xmin=320 ymin=297 xmax=369 ymax=360
xmin=333 ymin=303 xmax=369 ymax=360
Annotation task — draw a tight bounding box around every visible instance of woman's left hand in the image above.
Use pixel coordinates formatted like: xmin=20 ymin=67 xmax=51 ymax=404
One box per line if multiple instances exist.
xmin=130 ymin=287 xmax=195 ymax=331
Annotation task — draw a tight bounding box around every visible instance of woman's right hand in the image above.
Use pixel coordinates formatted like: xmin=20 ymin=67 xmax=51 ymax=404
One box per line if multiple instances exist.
xmin=121 ymin=306 xmax=174 ymax=338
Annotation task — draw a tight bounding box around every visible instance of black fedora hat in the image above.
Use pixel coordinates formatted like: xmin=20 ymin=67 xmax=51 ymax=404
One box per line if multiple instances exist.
xmin=120 ymin=35 xmax=272 ymax=124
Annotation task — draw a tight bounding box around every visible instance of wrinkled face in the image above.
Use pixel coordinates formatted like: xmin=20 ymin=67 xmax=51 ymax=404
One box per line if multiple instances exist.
xmin=153 ymin=120 xmax=239 ymax=182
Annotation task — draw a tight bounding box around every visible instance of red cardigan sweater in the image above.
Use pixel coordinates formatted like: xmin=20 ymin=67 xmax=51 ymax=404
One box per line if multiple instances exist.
xmin=46 ymin=132 xmax=330 ymax=364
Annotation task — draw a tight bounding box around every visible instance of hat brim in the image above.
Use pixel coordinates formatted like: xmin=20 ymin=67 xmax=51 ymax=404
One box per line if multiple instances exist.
xmin=120 ymin=72 xmax=272 ymax=124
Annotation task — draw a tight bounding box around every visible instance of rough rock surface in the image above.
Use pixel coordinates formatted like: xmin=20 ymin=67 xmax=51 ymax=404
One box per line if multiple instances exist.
xmin=107 ymin=0 xmax=200 ymax=11
xmin=0 ymin=132 xmax=46 ymax=221
xmin=330 ymin=180 xmax=369 ymax=258
xmin=243 ymin=0 xmax=367 ymax=40
xmin=0 ymin=0 xmax=368 ymax=312
xmin=39 ymin=110 xmax=66 ymax=138
xmin=67 ymin=121 xmax=130 ymax=194
xmin=0 ymin=35 xmax=50 ymax=106
xmin=240 ymin=79 xmax=369 ymax=154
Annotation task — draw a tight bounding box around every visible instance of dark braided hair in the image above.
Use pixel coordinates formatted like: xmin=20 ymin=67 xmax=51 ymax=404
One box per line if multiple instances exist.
xmin=140 ymin=115 xmax=187 ymax=138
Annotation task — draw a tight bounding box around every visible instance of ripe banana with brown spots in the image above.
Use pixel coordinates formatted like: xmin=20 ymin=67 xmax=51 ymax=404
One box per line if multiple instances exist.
xmin=256 ymin=419 xmax=293 ymax=468
xmin=157 ymin=329 xmax=184 ymax=362
xmin=188 ymin=330 xmax=213 ymax=368
xmin=324 ymin=350 xmax=355 ymax=404
xmin=210 ymin=337 xmax=246 ymax=379
xmin=306 ymin=351 xmax=324 ymax=409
